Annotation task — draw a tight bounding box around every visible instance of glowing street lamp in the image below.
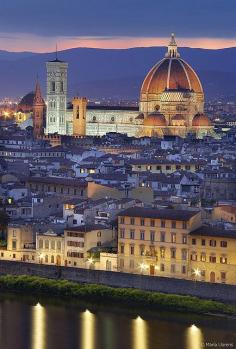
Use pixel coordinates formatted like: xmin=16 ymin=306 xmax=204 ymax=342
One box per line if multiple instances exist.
xmin=139 ymin=262 xmax=148 ymax=274
xmin=193 ymin=268 xmax=201 ymax=279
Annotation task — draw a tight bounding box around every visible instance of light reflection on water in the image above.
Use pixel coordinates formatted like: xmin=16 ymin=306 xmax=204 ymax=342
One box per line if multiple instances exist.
xmin=186 ymin=324 xmax=203 ymax=349
xmin=32 ymin=303 xmax=46 ymax=349
xmin=81 ymin=309 xmax=95 ymax=349
xmin=0 ymin=297 xmax=235 ymax=349
xmin=133 ymin=316 xmax=147 ymax=349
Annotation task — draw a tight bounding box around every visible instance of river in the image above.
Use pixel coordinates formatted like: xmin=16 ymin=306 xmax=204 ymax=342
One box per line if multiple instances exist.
xmin=0 ymin=294 xmax=235 ymax=349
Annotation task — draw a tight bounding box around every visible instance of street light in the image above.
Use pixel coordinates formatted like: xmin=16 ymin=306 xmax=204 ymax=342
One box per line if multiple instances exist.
xmin=193 ymin=268 xmax=201 ymax=278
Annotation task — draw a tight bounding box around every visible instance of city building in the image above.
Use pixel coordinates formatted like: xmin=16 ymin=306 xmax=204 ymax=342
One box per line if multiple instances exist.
xmin=42 ymin=34 xmax=216 ymax=139
xmin=117 ymin=207 xmax=201 ymax=277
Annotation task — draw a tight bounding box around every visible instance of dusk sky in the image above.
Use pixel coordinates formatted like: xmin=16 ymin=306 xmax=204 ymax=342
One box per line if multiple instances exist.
xmin=1 ymin=0 xmax=236 ymax=51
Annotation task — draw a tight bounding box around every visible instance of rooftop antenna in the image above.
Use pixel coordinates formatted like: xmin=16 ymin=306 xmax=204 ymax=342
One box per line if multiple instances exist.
xmin=56 ymin=43 xmax=58 ymax=60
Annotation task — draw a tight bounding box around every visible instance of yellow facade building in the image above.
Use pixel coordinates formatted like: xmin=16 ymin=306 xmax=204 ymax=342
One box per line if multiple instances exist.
xmin=189 ymin=225 xmax=236 ymax=285
xmin=118 ymin=207 xmax=201 ymax=278
xmin=117 ymin=207 xmax=236 ymax=285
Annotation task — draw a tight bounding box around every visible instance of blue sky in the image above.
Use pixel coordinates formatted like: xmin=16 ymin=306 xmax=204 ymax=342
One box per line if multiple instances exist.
xmin=0 ymin=0 xmax=235 ymax=51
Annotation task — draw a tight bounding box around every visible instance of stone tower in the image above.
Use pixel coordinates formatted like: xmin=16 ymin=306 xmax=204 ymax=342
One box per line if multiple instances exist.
xmin=33 ymin=80 xmax=45 ymax=139
xmin=45 ymin=56 xmax=68 ymax=135
xmin=72 ymin=97 xmax=87 ymax=136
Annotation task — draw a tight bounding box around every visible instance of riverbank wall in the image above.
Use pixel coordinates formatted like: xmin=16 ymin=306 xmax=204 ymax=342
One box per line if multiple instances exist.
xmin=0 ymin=260 xmax=236 ymax=303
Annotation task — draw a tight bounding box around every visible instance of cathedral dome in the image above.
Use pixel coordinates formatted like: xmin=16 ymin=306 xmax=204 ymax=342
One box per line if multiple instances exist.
xmin=141 ymin=34 xmax=203 ymax=96
xmin=192 ymin=113 xmax=211 ymax=127
xmin=143 ymin=112 xmax=167 ymax=127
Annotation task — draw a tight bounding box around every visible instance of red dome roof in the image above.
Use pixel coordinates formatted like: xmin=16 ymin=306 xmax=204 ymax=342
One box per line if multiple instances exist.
xmin=141 ymin=58 xmax=203 ymax=96
xmin=143 ymin=112 xmax=167 ymax=127
xmin=192 ymin=113 xmax=211 ymax=127
xmin=141 ymin=35 xmax=203 ymax=97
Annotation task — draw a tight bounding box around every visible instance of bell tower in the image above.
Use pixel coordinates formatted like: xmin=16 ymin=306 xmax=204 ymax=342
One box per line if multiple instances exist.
xmin=72 ymin=97 xmax=87 ymax=136
xmin=45 ymin=55 xmax=68 ymax=135
xmin=33 ymin=80 xmax=45 ymax=139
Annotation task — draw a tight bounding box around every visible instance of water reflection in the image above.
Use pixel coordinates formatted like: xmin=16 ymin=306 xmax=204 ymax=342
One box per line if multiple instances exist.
xmin=32 ymin=303 xmax=46 ymax=349
xmin=133 ymin=316 xmax=147 ymax=349
xmin=186 ymin=324 xmax=203 ymax=349
xmin=81 ymin=309 xmax=95 ymax=349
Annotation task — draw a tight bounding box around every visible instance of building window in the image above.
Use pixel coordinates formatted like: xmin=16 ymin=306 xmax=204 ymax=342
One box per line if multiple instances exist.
xmin=57 ymin=241 xmax=61 ymax=251
xmin=45 ymin=255 xmax=48 ymax=263
xmin=130 ymin=230 xmax=135 ymax=239
xmin=171 ymin=221 xmax=176 ymax=229
xmin=12 ymin=240 xmax=17 ymax=250
xmin=130 ymin=218 xmax=135 ymax=225
xmin=200 ymin=253 xmax=206 ymax=262
xmin=182 ymin=222 xmax=187 ymax=229
xmin=161 ymin=220 xmax=165 ymax=228
xmin=192 ymin=238 xmax=196 ymax=245
xmin=160 ymin=231 xmax=165 ymax=242
xmin=51 ymin=81 xmax=55 ymax=92
xmin=97 ymin=231 xmax=101 ymax=237
xmin=182 ymin=234 xmax=187 ymax=244
xmin=51 ymin=241 xmax=55 ymax=250
xmin=160 ymin=263 xmax=165 ymax=272
xmin=45 ymin=240 xmax=49 ymax=249
xmin=150 ymin=231 xmax=155 ymax=242
xmin=39 ymin=239 xmax=43 ymax=249
xmin=171 ymin=233 xmax=176 ymax=243
xmin=201 ymin=239 xmax=206 ymax=246
xmin=191 ymin=253 xmax=197 ymax=261
xmin=171 ymin=264 xmax=176 ymax=273
xmin=220 ymin=241 xmax=227 ymax=248
xmin=140 ymin=218 xmax=145 ymax=226
xmin=209 ymin=256 xmax=216 ymax=263
xmin=119 ymin=229 xmax=125 ymax=239
xmin=201 ymin=270 xmax=205 ymax=278
xmin=140 ymin=231 xmax=145 ymax=240
xmin=130 ymin=245 xmax=134 ymax=255
xmin=209 ymin=240 xmax=216 ymax=247
xmin=221 ymin=272 xmax=226 ymax=282
xmin=129 ymin=260 xmax=134 ymax=269
xmin=97 ymin=242 xmax=101 ymax=247
xmin=170 ymin=248 xmax=176 ymax=259
xmin=160 ymin=247 xmax=165 ymax=259
xmin=120 ymin=245 xmax=124 ymax=254
xmin=119 ymin=259 xmax=124 ymax=269
xmin=140 ymin=245 xmax=145 ymax=256
xmin=181 ymin=249 xmax=187 ymax=260
xmin=182 ymin=265 xmax=186 ymax=274
xmin=120 ymin=217 xmax=125 ymax=224
xmin=220 ymin=256 xmax=227 ymax=264
xmin=150 ymin=219 xmax=155 ymax=227
xmin=51 ymin=255 xmax=54 ymax=263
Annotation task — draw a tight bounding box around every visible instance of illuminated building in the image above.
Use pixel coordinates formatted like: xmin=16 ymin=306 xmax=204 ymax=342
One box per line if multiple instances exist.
xmin=32 ymin=80 xmax=45 ymax=139
xmin=117 ymin=207 xmax=236 ymax=285
xmin=42 ymin=34 xmax=215 ymax=139
xmin=45 ymin=56 xmax=68 ymax=135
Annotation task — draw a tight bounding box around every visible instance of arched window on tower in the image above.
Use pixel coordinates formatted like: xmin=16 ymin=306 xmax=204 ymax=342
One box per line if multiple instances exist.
xmin=51 ymin=81 xmax=55 ymax=92
xmin=76 ymin=107 xmax=80 ymax=119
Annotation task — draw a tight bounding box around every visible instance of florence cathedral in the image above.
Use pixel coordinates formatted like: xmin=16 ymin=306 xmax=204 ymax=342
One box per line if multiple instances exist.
xmin=31 ymin=34 xmax=215 ymax=139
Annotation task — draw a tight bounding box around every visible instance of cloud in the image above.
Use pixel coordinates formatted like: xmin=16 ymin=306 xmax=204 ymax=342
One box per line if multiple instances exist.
xmin=0 ymin=0 xmax=235 ymax=38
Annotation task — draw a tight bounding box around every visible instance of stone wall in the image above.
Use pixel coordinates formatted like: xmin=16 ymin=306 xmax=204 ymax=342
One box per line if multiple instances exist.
xmin=0 ymin=260 xmax=236 ymax=303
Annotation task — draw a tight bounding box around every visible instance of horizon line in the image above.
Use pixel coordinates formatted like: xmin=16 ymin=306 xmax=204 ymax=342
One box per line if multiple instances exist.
xmin=1 ymin=34 xmax=236 ymax=52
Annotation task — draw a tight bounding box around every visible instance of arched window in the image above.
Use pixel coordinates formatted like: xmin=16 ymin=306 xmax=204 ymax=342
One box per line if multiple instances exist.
xmin=111 ymin=117 xmax=115 ymax=122
xmin=92 ymin=116 xmax=96 ymax=122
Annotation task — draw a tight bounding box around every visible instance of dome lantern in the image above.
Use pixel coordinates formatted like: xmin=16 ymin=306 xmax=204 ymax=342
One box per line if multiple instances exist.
xmin=165 ymin=33 xmax=180 ymax=58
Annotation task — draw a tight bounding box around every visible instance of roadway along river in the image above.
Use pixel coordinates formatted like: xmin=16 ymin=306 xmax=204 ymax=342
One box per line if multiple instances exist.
xmin=0 ymin=294 xmax=235 ymax=349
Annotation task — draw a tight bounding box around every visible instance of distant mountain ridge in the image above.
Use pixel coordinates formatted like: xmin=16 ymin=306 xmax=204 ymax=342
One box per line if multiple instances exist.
xmin=0 ymin=46 xmax=236 ymax=100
